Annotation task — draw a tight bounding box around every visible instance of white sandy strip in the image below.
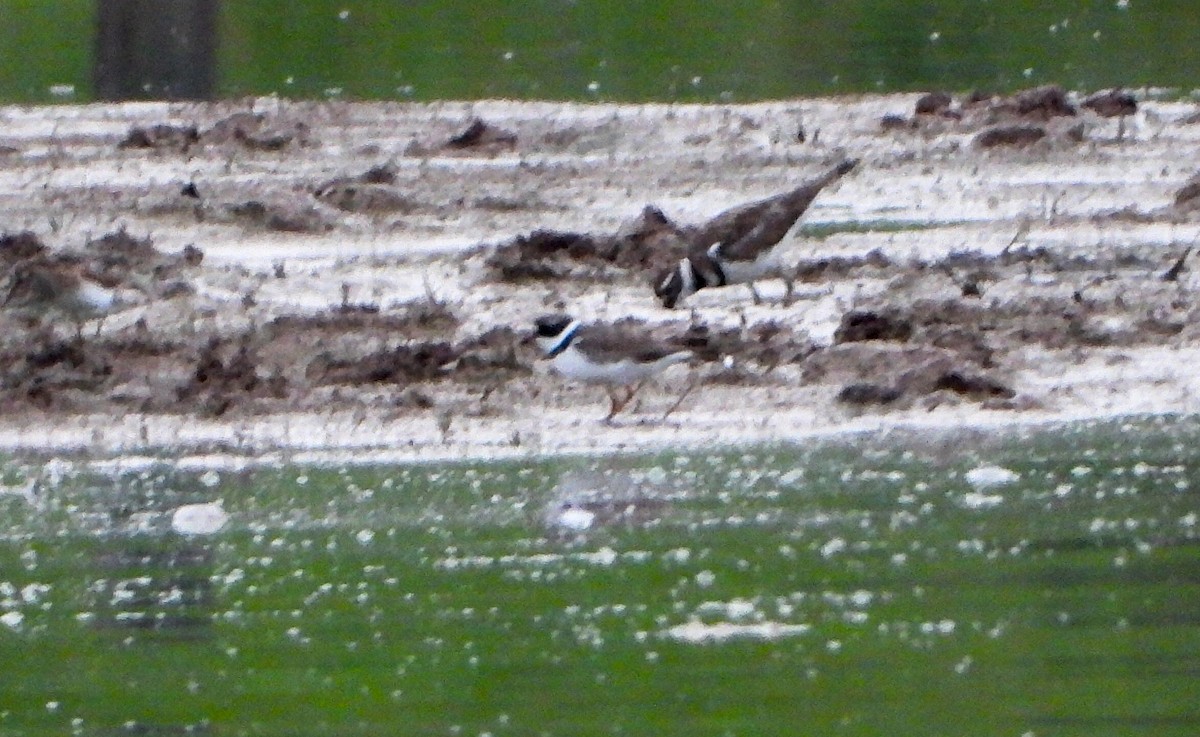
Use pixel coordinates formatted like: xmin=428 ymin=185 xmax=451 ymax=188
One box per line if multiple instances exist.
xmin=3 ymin=342 xmax=1200 ymax=469
xmin=0 ymin=383 xmax=1183 ymax=477
xmin=1 ymin=97 xmax=1199 ymax=464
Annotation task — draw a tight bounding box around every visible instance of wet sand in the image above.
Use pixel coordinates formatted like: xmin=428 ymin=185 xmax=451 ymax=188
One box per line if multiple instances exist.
xmin=2 ymin=91 xmax=1199 ymax=465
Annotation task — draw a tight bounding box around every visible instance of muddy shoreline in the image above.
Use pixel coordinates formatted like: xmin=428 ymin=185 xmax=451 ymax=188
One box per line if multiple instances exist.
xmin=2 ymin=91 xmax=1200 ymax=463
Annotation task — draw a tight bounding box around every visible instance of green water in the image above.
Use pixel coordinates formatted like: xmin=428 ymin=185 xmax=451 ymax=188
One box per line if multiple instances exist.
xmin=1 ymin=416 xmax=1198 ymax=736
xmin=2 ymin=1 xmax=1199 ymax=103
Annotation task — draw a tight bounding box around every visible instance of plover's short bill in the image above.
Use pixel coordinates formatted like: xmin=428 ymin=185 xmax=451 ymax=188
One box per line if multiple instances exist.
xmin=2 ymin=262 xmax=133 ymax=337
xmin=655 ymin=157 xmax=858 ymax=308
xmin=534 ymin=314 xmax=693 ymax=421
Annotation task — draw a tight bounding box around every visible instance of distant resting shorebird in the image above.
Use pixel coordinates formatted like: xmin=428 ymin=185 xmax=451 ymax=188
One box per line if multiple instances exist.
xmin=1 ymin=262 xmax=133 ymax=338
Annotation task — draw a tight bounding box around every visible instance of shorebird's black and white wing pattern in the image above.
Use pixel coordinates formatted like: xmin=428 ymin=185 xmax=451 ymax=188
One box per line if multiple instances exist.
xmin=698 ymin=158 xmax=858 ymax=260
xmin=655 ymin=158 xmax=857 ymax=308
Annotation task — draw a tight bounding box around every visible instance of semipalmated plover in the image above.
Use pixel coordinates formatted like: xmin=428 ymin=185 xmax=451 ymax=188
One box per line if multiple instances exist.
xmin=534 ymin=314 xmax=692 ymax=421
xmin=655 ymin=158 xmax=858 ymax=308
xmin=2 ymin=262 xmax=132 ymax=337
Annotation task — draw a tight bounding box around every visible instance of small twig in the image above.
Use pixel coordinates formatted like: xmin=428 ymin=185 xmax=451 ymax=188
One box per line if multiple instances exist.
xmin=1162 ymin=247 xmax=1191 ymax=282
xmin=1047 ymin=189 xmax=1066 ymax=219
xmin=422 ymin=272 xmax=441 ymax=306
xmin=436 ymin=409 xmax=453 ymax=443
xmin=661 ymin=376 xmax=700 ymax=421
xmin=1000 ymin=218 xmax=1031 ymax=256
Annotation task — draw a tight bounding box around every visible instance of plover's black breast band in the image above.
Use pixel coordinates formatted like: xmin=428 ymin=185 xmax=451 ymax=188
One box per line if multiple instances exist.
xmin=546 ymin=322 xmax=579 ymax=358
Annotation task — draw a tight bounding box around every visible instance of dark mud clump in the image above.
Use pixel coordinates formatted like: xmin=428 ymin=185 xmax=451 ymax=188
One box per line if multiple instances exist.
xmin=282 ymin=313 xmax=527 ymax=391
xmin=486 ymin=159 xmax=855 ymax=282
xmin=0 ymin=266 xmax=527 ymax=416
xmin=118 ymin=111 xmax=314 ymax=154
xmin=0 ymin=231 xmax=47 ymax=265
xmin=1081 ymin=89 xmax=1138 ymax=118
xmin=1007 ymin=84 xmax=1077 ymax=119
xmin=887 ymin=85 xmax=1128 ymax=144
xmin=444 ymin=118 xmax=518 ymax=151
xmin=86 ymin=227 xmax=204 ymax=297
xmin=834 ymin=309 xmax=914 ymax=343
xmin=119 ymin=124 xmax=200 ymax=151
xmin=932 ymin=370 xmax=1015 ymax=401
xmin=175 ymin=337 xmax=287 ymax=417
xmin=306 ymin=342 xmax=458 ymax=386
xmin=914 ymin=91 xmax=956 ymax=118
xmin=1161 ymin=248 xmax=1191 ymax=282
xmin=452 ymin=327 xmax=529 ymax=380
xmin=807 ymin=341 xmax=1015 ymax=410
xmin=222 ymin=199 xmax=334 ymax=233
xmin=879 ymin=113 xmax=915 ymax=131
xmin=794 ymin=250 xmax=893 ymax=282
xmin=201 ymin=111 xmax=314 ymax=150
xmin=485 ymin=212 xmax=692 ymax=280
xmin=485 ymin=228 xmax=649 ymax=280
xmin=975 ymin=125 xmax=1048 ymax=148
xmin=0 ymin=339 xmax=113 ymax=411
xmin=836 ymin=383 xmax=903 ymax=406
xmin=677 ymin=319 xmax=818 ymax=369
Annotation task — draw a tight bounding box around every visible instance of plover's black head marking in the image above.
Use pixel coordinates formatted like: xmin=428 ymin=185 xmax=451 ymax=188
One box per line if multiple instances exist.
xmin=657 ymin=243 xmax=747 ymax=306
xmin=535 ymin=314 xmax=574 ymax=339
xmin=653 ymin=265 xmax=684 ymax=309
xmin=534 ymin=314 xmax=581 ymax=357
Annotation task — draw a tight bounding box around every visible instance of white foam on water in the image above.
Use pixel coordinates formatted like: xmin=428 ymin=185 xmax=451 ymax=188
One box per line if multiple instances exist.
xmin=170 ymin=501 xmax=229 ymax=535
xmin=661 ymin=620 xmax=812 ymax=644
xmin=964 ymin=466 xmax=1020 ymax=490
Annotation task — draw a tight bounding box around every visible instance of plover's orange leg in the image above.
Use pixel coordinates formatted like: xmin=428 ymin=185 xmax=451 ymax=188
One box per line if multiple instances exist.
xmin=603 ymin=388 xmax=624 ymax=422
xmin=603 ymin=383 xmax=643 ymax=422
xmin=624 ymin=381 xmax=647 ymax=408
xmin=662 ymin=376 xmax=700 ymax=421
